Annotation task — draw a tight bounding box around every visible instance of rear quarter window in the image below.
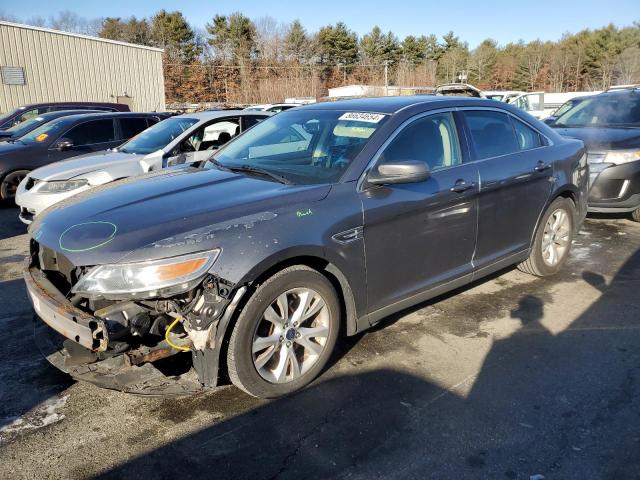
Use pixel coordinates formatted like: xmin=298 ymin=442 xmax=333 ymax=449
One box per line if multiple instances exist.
xmin=511 ymin=117 xmax=543 ymax=150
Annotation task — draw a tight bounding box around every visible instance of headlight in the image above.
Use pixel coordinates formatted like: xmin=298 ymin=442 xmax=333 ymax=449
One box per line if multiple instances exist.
xmin=603 ymin=150 xmax=640 ymax=165
xmin=72 ymin=249 xmax=220 ymax=298
xmin=38 ymin=179 xmax=88 ymax=193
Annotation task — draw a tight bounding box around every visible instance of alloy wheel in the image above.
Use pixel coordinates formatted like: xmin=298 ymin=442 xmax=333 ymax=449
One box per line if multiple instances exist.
xmin=252 ymin=287 xmax=330 ymax=384
xmin=542 ymin=208 xmax=571 ymax=266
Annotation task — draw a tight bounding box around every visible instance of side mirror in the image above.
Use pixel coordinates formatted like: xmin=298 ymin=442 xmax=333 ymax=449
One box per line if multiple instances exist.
xmin=542 ymin=117 xmax=556 ymax=125
xmin=55 ymin=138 xmax=74 ymax=151
xmin=367 ymin=160 xmax=431 ymax=186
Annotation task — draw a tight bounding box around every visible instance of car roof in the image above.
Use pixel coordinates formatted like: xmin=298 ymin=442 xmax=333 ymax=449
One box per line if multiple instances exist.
xmin=299 ymin=95 xmax=500 ymax=114
xmin=34 ymin=109 xmax=102 ymax=119
xmin=175 ymin=110 xmax=273 ymax=120
xmin=16 ymin=101 xmax=125 ymax=110
xmin=49 ymin=111 xmax=161 ymax=125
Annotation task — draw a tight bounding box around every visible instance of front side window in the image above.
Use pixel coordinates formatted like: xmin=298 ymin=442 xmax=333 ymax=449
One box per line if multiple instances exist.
xmin=379 ymin=112 xmax=461 ymax=171
xmin=464 ymin=111 xmax=520 ymax=159
xmin=63 ymin=119 xmax=116 ymax=145
xmin=119 ymin=117 xmax=198 ymax=154
xmin=209 ymin=110 xmax=389 ymax=184
xmin=511 ymin=117 xmax=543 ymax=150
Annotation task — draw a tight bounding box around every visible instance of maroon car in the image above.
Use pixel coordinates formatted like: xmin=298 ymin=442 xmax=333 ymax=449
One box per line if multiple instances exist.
xmin=0 ymin=102 xmax=130 ymax=130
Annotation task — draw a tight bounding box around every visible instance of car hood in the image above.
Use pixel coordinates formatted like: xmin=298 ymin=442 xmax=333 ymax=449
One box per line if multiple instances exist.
xmin=552 ymin=127 xmax=640 ymax=151
xmin=30 ymin=150 xmax=138 ymax=181
xmin=0 ymin=141 xmax=32 ymax=155
xmin=30 ymin=167 xmax=331 ymax=266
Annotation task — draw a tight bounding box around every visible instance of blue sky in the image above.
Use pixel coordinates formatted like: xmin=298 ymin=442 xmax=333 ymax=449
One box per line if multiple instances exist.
xmin=2 ymin=0 xmax=638 ymax=47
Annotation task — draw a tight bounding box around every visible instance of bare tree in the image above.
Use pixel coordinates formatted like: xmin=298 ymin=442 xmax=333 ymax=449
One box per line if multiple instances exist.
xmin=615 ymin=46 xmax=640 ymax=85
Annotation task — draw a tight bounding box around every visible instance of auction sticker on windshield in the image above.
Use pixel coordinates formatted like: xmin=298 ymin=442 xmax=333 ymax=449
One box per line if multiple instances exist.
xmin=339 ymin=112 xmax=386 ymax=123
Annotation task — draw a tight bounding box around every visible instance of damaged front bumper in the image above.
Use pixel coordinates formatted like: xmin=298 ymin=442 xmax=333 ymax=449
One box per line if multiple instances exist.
xmin=25 ymin=259 xmax=244 ymax=395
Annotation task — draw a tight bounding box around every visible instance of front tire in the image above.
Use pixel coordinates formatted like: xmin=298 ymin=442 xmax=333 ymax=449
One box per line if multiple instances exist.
xmin=518 ymin=197 xmax=575 ymax=277
xmin=1 ymin=170 xmax=29 ymax=202
xmin=227 ymin=265 xmax=340 ymax=398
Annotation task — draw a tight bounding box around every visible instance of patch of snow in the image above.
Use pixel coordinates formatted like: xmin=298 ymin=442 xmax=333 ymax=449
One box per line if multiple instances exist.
xmin=0 ymin=394 xmax=68 ymax=441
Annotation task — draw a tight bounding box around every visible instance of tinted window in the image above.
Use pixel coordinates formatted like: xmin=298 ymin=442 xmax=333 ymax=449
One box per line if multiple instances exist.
xmin=464 ymin=111 xmax=519 ymax=159
xmin=554 ymin=94 xmax=640 ymax=127
xmin=63 ymin=119 xmax=116 ymax=145
xmin=243 ymin=116 xmax=266 ymax=130
xmin=120 ymin=117 xmax=149 ymax=139
xmin=380 ymin=112 xmax=461 ymax=171
xmin=511 ymin=117 xmax=543 ymax=150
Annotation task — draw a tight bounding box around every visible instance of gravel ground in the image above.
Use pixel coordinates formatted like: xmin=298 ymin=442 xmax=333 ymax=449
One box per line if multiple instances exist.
xmin=0 ymin=206 xmax=639 ymax=480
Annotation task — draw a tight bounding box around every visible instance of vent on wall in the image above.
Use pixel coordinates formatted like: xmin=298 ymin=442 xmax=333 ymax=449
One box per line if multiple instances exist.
xmin=1 ymin=66 xmax=26 ymax=85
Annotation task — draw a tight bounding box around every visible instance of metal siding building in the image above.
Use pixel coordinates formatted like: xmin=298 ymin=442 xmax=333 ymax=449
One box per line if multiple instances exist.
xmin=0 ymin=21 xmax=165 ymax=113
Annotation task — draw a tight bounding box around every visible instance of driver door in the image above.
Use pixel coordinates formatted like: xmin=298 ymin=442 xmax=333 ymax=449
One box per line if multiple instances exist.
xmin=164 ymin=118 xmax=240 ymax=167
xmin=360 ymin=111 xmax=479 ymax=314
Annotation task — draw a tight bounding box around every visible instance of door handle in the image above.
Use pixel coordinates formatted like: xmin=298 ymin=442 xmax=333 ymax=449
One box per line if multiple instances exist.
xmin=534 ymin=161 xmax=552 ymax=172
xmin=450 ymin=180 xmax=475 ymax=193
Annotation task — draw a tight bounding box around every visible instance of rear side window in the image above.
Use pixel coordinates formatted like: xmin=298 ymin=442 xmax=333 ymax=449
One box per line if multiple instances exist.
xmin=380 ymin=112 xmax=461 ymax=171
xmin=119 ymin=117 xmax=149 ymax=139
xmin=63 ymin=119 xmax=116 ymax=145
xmin=243 ymin=116 xmax=266 ymax=130
xmin=511 ymin=117 xmax=543 ymax=150
xmin=464 ymin=111 xmax=519 ymax=159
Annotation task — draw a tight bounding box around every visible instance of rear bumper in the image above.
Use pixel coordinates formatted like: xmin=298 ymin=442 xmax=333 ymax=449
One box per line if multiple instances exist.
xmin=24 ymin=262 xmax=108 ymax=351
xmin=588 ymin=160 xmax=640 ymax=213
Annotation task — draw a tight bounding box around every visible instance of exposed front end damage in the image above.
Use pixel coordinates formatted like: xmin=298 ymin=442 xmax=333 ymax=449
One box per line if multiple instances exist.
xmin=26 ymin=239 xmax=244 ymax=395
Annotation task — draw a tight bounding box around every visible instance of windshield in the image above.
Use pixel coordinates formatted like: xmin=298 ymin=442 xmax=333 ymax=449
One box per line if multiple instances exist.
xmin=554 ymin=94 xmax=640 ymax=128
xmin=207 ymin=110 xmax=388 ymax=185
xmin=119 ymin=117 xmax=198 ymax=154
xmin=2 ymin=115 xmax=47 ymax=138
xmin=19 ymin=118 xmax=69 ymax=144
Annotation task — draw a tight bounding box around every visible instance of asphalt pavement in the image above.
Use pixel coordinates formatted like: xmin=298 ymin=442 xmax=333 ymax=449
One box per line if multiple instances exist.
xmin=0 ymin=205 xmax=639 ymax=480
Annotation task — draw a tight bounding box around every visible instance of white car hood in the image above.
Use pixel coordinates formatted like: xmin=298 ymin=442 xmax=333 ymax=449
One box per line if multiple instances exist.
xmin=30 ymin=150 xmax=146 ymax=181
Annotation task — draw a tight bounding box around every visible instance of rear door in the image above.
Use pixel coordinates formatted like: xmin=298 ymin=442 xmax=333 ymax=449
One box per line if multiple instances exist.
xmin=47 ymin=118 xmax=118 ymax=162
xmin=361 ymin=110 xmax=479 ymax=313
xmin=461 ymin=109 xmax=553 ymax=270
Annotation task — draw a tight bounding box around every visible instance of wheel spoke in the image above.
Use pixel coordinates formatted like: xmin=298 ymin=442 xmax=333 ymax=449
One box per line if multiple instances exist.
xmin=252 ymin=334 xmax=280 ymax=353
xmin=263 ymin=305 xmax=285 ymax=328
xmin=296 ymin=336 xmax=323 ymax=356
xmin=273 ymin=343 xmax=290 ymax=382
xmin=290 ymin=290 xmax=313 ymax=324
xmin=302 ymin=297 xmax=325 ymax=322
xmin=276 ymin=293 xmax=289 ymax=322
xmin=254 ymin=343 xmax=279 ymax=370
xmin=287 ymin=348 xmax=301 ymax=378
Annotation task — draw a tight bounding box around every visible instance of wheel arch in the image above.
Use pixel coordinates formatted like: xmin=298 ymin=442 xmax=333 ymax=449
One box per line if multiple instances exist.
xmin=528 ymin=185 xmax=578 ymax=250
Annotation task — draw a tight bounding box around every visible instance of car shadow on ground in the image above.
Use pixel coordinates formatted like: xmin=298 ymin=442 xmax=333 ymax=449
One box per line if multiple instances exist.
xmin=0 ymin=203 xmax=27 ymax=241
xmin=97 ymin=247 xmax=640 ymax=480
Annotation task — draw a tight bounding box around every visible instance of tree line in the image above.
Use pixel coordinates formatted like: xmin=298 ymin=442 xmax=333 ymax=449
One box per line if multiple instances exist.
xmin=2 ymin=10 xmax=640 ymax=104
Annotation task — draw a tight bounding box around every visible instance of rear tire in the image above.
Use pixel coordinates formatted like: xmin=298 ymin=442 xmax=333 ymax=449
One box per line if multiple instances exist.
xmin=518 ymin=197 xmax=575 ymax=277
xmin=227 ymin=265 xmax=340 ymax=398
xmin=1 ymin=170 xmax=29 ymax=202
xmin=632 ymin=207 xmax=640 ymax=222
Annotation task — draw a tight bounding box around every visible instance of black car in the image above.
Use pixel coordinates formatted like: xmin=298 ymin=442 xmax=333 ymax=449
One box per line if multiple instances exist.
xmin=0 ymin=112 xmax=165 ymax=201
xmin=549 ymin=87 xmax=640 ymax=221
xmin=25 ymin=96 xmax=588 ymax=398
xmin=0 ymin=102 xmax=130 ymax=129
xmin=0 ymin=109 xmax=101 ymax=141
